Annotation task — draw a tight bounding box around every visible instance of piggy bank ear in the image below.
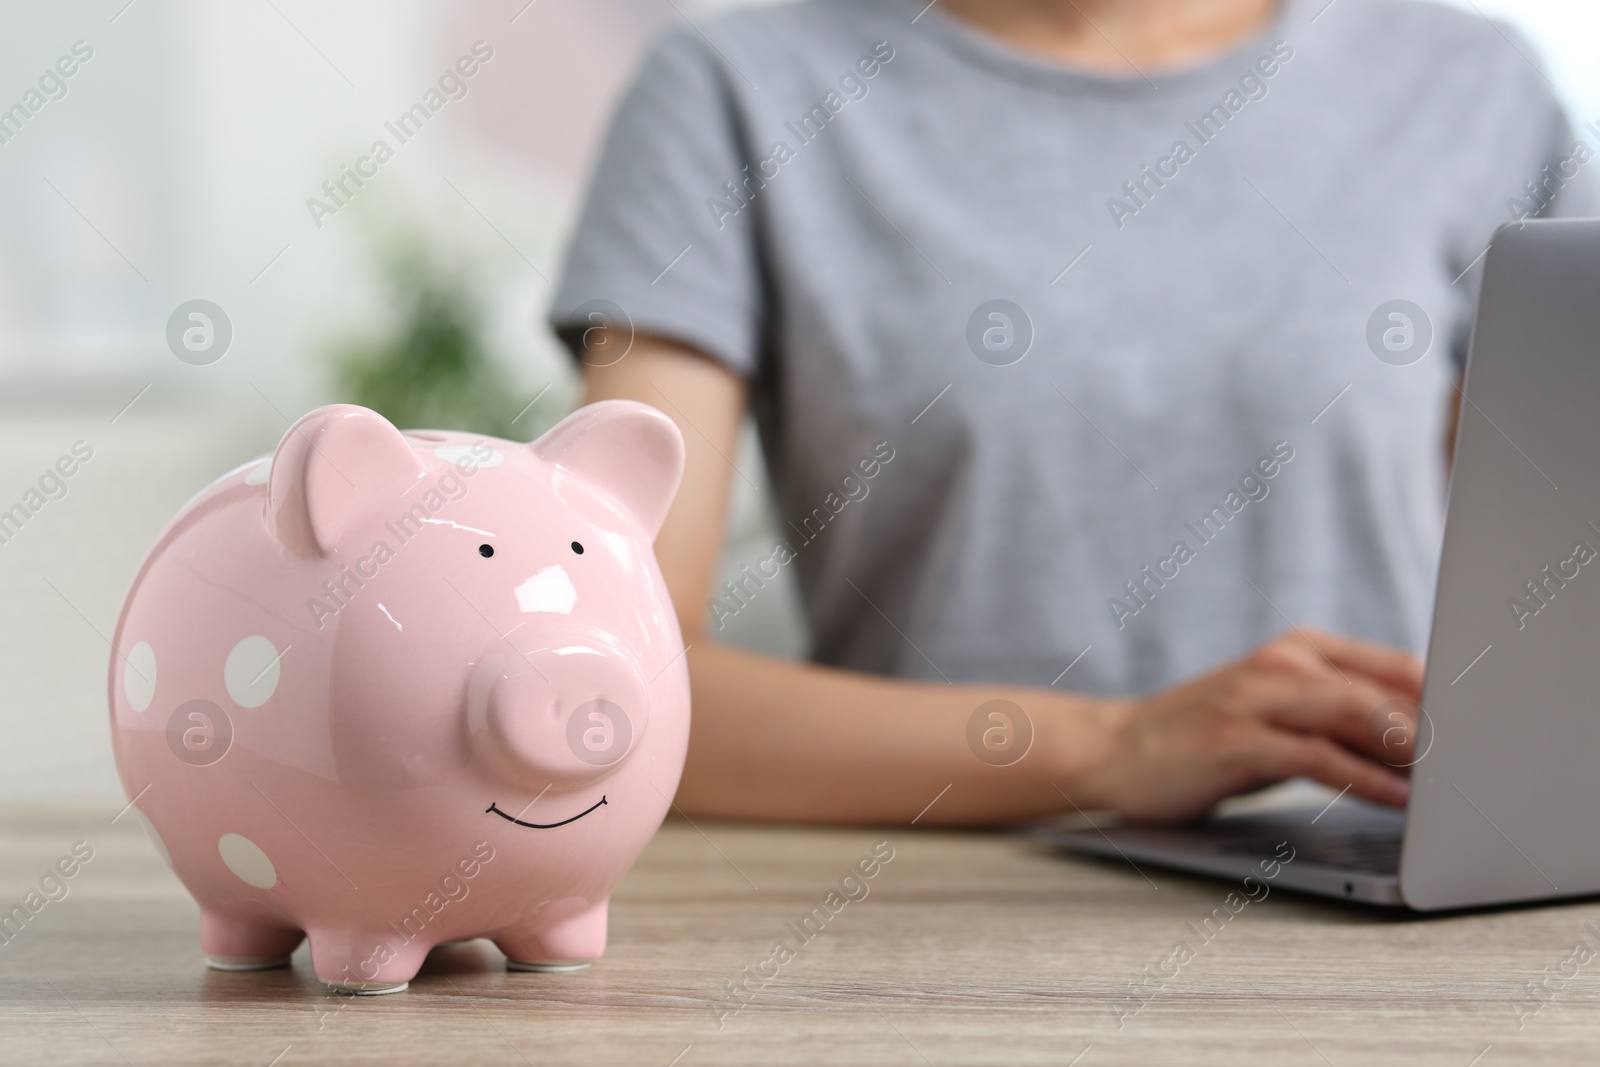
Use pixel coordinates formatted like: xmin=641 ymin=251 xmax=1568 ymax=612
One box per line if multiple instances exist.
xmin=267 ymin=405 xmax=427 ymax=557
xmin=532 ymin=400 xmax=685 ymax=540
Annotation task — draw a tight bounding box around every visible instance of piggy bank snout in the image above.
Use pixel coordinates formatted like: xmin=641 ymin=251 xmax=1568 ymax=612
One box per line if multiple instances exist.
xmin=468 ymin=639 xmax=650 ymax=791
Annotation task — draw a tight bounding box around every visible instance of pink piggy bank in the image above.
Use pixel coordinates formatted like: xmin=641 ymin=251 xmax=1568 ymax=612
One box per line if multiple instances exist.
xmin=108 ymin=401 xmax=689 ymax=993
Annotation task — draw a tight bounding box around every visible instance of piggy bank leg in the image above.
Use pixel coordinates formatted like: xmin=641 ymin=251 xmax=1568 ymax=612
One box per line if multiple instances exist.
xmin=307 ymin=928 xmax=431 ymax=995
xmin=497 ymin=898 xmax=608 ymax=972
xmin=201 ymin=910 xmax=304 ymax=971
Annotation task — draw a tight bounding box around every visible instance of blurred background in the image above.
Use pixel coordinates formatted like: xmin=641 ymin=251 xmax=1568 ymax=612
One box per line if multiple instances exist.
xmin=1 ymin=0 xmax=1595 ymax=798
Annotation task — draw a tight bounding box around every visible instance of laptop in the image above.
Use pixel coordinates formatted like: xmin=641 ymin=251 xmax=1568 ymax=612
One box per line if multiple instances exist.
xmin=1048 ymin=217 xmax=1600 ymax=910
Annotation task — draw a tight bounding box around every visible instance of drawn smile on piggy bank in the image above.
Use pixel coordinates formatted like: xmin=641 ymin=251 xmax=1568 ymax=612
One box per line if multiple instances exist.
xmin=486 ymin=797 xmax=608 ymax=829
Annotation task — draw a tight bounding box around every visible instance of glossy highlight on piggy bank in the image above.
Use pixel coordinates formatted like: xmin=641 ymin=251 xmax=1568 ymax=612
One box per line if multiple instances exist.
xmin=108 ymin=401 xmax=690 ymax=993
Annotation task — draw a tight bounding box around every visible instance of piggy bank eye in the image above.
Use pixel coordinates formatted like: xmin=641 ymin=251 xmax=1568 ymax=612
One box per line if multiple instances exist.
xmin=478 ymin=544 xmax=494 ymax=558
xmin=571 ymin=541 xmax=584 ymax=555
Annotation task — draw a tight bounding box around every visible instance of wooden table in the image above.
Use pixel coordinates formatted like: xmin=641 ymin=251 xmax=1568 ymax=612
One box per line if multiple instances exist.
xmin=4 ymin=799 xmax=1599 ymax=1066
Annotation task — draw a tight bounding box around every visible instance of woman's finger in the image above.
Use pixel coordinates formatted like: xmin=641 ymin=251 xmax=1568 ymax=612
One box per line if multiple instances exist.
xmin=1251 ymin=731 xmax=1410 ymax=809
xmin=1227 ymin=671 xmax=1406 ymax=765
xmin=1290 ymin=627 xmax=1425 ymax=697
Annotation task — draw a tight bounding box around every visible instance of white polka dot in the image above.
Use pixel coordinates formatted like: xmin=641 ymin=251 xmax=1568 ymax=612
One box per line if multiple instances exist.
xmin=435 ymin=444 xmax=504 ymax=468
xmin=225 ymin=636 xmax=281 ymax=708
xmin=244 ymin=461 xmax=270 ymax=485
xmin=218 ymin=833 xmax=276 ymax=889
xmin=135 ymin=809 xmax=172 ymax=868
xmin=124 ymin=642 xmax=156 ymax=712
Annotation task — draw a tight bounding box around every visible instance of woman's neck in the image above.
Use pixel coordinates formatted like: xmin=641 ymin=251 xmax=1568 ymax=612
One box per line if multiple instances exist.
xmin=934 ymin=0 xmax=1279 ymax=72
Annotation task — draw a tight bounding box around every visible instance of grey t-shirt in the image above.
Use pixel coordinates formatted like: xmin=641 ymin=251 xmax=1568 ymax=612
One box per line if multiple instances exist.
xmin=550 ymin=0 xmax=1596 ymax=696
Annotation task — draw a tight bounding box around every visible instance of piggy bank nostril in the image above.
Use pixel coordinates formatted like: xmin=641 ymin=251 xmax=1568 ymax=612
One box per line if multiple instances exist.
xmin=566 ymin=699 xmax=633 ymax=768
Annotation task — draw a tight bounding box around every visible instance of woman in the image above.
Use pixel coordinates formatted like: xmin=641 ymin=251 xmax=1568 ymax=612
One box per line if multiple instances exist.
xmin=550 ymin=0 xmax=1592 ymax=824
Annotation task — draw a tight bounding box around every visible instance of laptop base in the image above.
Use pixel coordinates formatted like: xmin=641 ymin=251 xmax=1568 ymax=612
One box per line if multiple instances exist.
xmin=1043 ymin=798 xmax=1405 ymax=906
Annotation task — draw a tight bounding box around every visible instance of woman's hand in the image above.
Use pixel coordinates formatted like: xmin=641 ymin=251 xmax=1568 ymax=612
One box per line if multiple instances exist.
xmin=1078 ymin=629 xmax=1424 ymax=823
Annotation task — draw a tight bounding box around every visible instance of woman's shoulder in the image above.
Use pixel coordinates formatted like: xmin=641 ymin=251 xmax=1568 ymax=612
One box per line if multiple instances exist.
xmin=1315 ymin=0 xmax=1556 ymax=96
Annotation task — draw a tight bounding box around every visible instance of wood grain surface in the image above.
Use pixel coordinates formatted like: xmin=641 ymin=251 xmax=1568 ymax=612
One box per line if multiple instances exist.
xmin=3 ymin=798 xmax=1599 ymax=1066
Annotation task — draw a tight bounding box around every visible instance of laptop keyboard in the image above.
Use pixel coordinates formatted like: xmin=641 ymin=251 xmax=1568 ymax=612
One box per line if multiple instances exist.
xmin=1212 ymin=831 xmax=1402 ymax=875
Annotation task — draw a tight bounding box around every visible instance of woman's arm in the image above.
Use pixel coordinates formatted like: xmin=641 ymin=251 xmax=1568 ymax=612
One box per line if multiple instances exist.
xmin=583 ymin=335 xmax=1422 ymax=826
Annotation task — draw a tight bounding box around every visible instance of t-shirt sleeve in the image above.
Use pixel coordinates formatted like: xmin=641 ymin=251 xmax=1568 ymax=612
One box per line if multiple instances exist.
xmin=1539 ymin=112 xmax=1600 ymax=220
xmin=1446 ymin=23 xmax=1599 ymax=372
xmin=548 ymin=28 xmax=763 ymax=379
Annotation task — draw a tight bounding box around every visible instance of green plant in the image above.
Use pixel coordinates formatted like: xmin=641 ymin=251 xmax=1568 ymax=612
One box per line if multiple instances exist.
xmin=332 ymin=238 xmax=524 ymax=438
